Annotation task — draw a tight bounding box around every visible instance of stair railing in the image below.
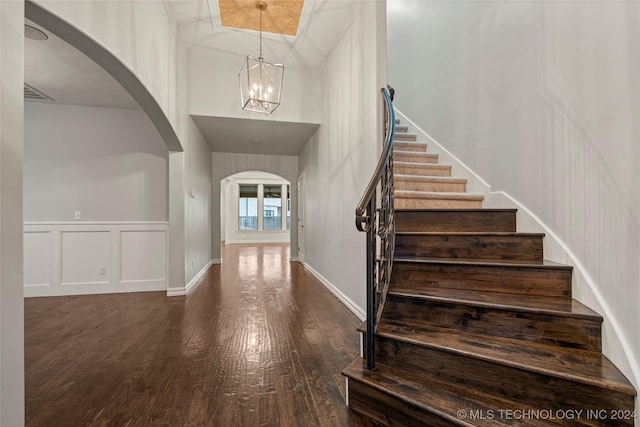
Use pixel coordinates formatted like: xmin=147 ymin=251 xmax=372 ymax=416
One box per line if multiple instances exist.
xmin=355 ymin=87 xmax=396 ymax=371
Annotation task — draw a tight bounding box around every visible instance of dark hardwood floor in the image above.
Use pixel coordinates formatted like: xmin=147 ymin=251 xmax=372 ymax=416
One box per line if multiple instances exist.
xmin=26 ymin=243 xmax=370 ymax=426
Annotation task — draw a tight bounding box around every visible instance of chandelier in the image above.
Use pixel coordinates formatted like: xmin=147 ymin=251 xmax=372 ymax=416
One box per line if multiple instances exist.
xmin=238 ymin=1 xmax=284 ymax=115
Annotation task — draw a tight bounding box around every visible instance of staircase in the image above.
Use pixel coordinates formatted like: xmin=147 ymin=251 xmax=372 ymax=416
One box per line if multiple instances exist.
xmin=343 ymin=122 xmax=637 ymax=425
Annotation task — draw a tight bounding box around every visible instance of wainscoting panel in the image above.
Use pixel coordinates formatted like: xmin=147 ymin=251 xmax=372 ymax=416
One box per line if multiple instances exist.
xmin=24 ymin=222 xmax=168 ymax=297
xmin=24 ymin=231 xmax=52 ymax=287
xmin=120 ymin=230 xmax=167 ymax=283
xmin=61 ymin=231 xmax=111 ymax=285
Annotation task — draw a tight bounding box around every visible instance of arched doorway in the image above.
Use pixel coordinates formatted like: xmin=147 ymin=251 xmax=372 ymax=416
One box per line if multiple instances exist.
xmin=211 ymin=153 xmax=299 ymax=264
xmin=220 ymin=171 xmax=294 ymax=263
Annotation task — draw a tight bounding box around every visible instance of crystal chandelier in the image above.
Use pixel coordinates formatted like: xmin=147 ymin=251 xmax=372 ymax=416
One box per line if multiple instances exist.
xmin=238 ymin=1 xmax=284 ymax=115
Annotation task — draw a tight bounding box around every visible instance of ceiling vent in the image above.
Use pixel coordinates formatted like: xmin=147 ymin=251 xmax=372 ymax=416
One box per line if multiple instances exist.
xmin=24 ymin=83 xmax=54 ymax=102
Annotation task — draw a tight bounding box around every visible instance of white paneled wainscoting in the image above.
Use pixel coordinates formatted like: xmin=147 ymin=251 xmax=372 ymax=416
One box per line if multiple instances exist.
xmin=24 ymin=222 xmax=168 ymax=297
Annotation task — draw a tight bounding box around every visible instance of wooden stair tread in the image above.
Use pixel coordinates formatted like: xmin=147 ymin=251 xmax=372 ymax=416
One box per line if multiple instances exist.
xmin=394 ymin=191 xmax=484 ymax=200
xmin=387 ymin=287 xmax=602 ymax=320
xmin=343 ymin=359 xmax=565 ymax=426
xmin=394 ymin=256 xmax=570 ymax=269
xmin=372 ymin=320 xmax=636 ymax=396
xmin=394 ymin=174 xmax=467 ymax=183
xmin=396 ymin=231 xmax=544 ymax=237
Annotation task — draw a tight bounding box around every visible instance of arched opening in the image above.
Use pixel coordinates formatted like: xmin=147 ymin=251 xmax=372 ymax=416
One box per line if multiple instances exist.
xmin=211 ymin=154 xmax=299 ymax=265
xmin=220 ymin=171 xmax=292 ymax=260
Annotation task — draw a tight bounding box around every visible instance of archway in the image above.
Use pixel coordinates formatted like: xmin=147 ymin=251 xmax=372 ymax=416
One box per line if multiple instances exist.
xmin=221 ymin=171 xmax=292 ymax=251
xmin=211 ymin=153 xmax=299 ymax=263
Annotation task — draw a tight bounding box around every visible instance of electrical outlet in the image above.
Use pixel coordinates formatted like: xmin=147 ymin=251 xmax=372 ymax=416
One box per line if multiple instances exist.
xmin=74 ymin=210 xmax=81 ymax=220
xmin=191 ymin=260 xmax=196 ymax=269
xmin=99 ymin=265 xmax=107 ymax=275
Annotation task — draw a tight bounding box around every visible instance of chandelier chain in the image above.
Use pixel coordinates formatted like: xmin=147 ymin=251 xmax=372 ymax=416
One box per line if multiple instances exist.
xmin=259 ymin=3 xmax=264 ymax=59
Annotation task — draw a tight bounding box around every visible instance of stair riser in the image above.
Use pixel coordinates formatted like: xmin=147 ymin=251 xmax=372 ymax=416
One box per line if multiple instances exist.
xmin=373 ymin=336 xmax=635 ymax=417
xmin=391 ymin=263 xmax=572 ymax=297
xmin=395 ymin=126 xmax=408 ymax=133
xmin=395 ymin=234 xmax=543 ymax=260
xmin=394 ymin=133 xmax=417 ymax=142
xmin=393 ymin=142 xmax=427 ymax=152
xmin=393 ymin=153 xmax=439 ymax=163
xmin=395 ymin=180 xmax=466 ymax=193
xmin=348 ymin=379 xmax=458 ymax=427
xmin=395 ymin=165 xmax=451 ymax=177
xmin=395 ymin=198 xmax=482 ymax=210
xmin=396 ymin=210 xmax=516 ymax=233
xmin=383 ymin=296 xmax=602 ymax=352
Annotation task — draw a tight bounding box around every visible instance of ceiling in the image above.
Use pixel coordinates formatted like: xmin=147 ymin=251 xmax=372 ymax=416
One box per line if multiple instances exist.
xmin=192 ymin=115 xmax=319 ymax=156
xmin=24 ymin=1 xmax=356 ymax=155
xmin=167 ymin=0 xmax=354 ymax=68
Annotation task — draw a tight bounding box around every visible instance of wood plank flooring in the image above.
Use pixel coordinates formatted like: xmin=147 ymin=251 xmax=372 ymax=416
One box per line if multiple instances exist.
xmin=25 ymin=243 xmax=370 ymax=427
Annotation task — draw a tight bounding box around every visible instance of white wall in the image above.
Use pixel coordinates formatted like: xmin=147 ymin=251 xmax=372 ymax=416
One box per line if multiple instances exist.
xmin=189 ymin=48 xmax=321 ymax=124
xmin=298 ymin=1 xmax=387 ymax=317
xmin=24 ymin=103 xmax=168 ymax=222
xmin=212 ymin=153 xmax=298 ymax=261
xmin=183 ymin=117 xmax=213 ymax=279
xmin=223 ymin=171 xmax=290 ymax=245
xmin=178 ymin=40 xmax=214 ymax=285
xmin=0 ymin=1 xmax=25 ymax=424
xmin=388 ymin=0 xmax=640 ymax=392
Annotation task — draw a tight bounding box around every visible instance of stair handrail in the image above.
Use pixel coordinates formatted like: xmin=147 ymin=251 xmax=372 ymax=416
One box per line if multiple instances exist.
xmin=355 ymin=87 xmax=396 ymax=371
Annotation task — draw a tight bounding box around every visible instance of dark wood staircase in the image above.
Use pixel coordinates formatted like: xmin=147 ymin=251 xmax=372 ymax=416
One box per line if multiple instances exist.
xmin=343 ymin=125 xmax=637 ymax=426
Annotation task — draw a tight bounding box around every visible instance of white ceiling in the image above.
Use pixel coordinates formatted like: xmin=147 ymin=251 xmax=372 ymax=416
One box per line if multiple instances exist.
xmin=192 ymin=115 xmax=319 ymax=155
xmin=25 ymin=1 xmax=355 ymax=155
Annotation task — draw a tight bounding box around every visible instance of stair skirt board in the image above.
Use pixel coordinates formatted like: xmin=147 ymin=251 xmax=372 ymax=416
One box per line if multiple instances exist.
xmin=343 ymin=118 xmax=636 ymax=426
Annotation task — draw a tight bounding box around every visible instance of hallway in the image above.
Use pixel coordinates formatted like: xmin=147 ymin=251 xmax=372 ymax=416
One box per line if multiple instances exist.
xmin=25 ymin=243 xmax=365 ymax=426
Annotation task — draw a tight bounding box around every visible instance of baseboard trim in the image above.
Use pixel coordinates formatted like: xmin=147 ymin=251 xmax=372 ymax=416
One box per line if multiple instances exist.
xmin=25 ymin=282 xmax=166 ymax=297
xmin=185 ymin=260 xmax=214 ymax=294
xmin=167 ymin=286 xmax=186 ymax=297
xmin=225 ymin=238 xmax=289 ymax=245
xmin=290 ymin=257 xmax=298 ymax=262
xmin=211 ymin=258 xmax=222 ymax=265
xmin=303 ymin=262 xmax=366 ymax=321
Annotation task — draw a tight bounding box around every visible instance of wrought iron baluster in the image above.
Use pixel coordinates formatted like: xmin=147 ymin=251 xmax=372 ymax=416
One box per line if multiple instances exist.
xmin=355 ymin=87 xmax=396 ymax=371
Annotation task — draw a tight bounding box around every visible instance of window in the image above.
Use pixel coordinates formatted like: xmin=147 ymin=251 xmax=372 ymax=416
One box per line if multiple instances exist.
xmin=238 ymin=184 xmax=258 ymax=230
xmin=237 ymin=183 xmax=290 ymax=231
xmin=263 ymin=185 xmax=282 ymax=230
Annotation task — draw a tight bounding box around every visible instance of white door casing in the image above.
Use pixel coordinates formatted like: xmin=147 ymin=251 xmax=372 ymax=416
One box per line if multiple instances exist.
xmin=297 ymin=174 xmax=305 ymax=263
